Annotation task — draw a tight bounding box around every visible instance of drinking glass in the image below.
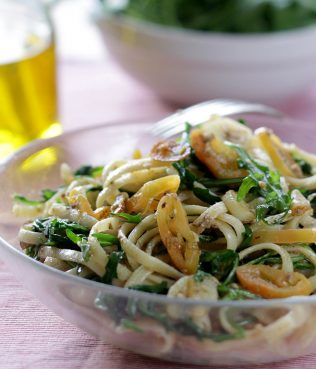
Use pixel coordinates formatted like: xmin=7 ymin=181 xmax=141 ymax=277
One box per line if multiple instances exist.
xmin=0 ymin=0 xmax=61 ymax=159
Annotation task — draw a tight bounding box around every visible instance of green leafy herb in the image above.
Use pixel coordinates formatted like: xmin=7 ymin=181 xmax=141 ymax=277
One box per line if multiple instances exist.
xmin=101 ymin=251 xmax=125 ymax=284
xmin=199 ymin=234 xmax=217 ymax=243
xmin=74 ymin=165 xmax=103 ymax=177
xmin=199 ymin=249 xmax=239 ymax=284
xmin=41 ymin=189 xmax=57 ymax=201
xmin=14 ymin=195 xmax=43 ymax=206
xmin=111 ymin=212 xmax=142 ymax=224
xmin=237 ymin=119 xmax=248 ymax=126
xmin=92 ymin=233 xmax=120 ymax=247
xmin=25 ymin=245 xmax=40 ymax=260
xmin=182 ymin=122 xmax=193 ymax=145
xmin=14 ymin=188 xmax=57 ymax=206
xmin=86 ymin=186 xmax=103 ymax=193
xmin=129 ymin=281 xmax=168 ymax=294
xmin=32 ymin=218 xmax=89 ymax=248
xmin=172 ymin=162 xmax=195 ymax=188
xmin=218 ymin=284 xmax=261 ymax=300
xmin=121 ymin=319 xmax=144 ymax=333
xmin=66 ymin=229 xmax=91 ymax=261
xmin=247 ymin=252 xmax=314 ymax=270
xmin=192 ymin=186 xmax=220 ymax=204
xmin=293 ymin=156 xmax=313 ymax=175
xmin=229 ymin=143 xmax=292 ymax=222
xmin=173 ymin=162 xmax=220 ymax=204
xmin=239 ymin=225 xmax=253 ymax=250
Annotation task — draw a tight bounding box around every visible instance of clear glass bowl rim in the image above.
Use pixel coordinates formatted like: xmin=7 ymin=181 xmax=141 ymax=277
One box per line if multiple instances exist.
xmin=1 ymin=119 xmax=316 ymax=309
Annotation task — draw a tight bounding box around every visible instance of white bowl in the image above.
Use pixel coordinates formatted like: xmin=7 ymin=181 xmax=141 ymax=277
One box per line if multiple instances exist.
xmin=94 ymin=9 xmax=316 ymax=105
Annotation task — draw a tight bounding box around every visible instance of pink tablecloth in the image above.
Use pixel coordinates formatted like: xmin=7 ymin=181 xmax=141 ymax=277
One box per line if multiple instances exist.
xmin=2 ymin=2 xmax=316 ymax=367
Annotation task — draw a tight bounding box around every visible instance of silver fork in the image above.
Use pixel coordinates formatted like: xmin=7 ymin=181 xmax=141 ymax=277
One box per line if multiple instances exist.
xmin=150 ymin=99 xmax=286 ymax=139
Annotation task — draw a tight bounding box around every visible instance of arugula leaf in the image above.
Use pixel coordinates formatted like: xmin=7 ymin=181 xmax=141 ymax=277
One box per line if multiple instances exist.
xmin=32 ymin=217 xmax=50 ymax=233
xmin=14 ymin=195 xmax=43 ymax=206
xmin=111 ymin=212 xmax=142 ymax=224
xmin=66 ymin=229 xmax=91 ymax=261
xmin=121 ymin=319 xmax=144 ymax=333
xmin=173 ymin=147 xmax=241 ymax=203
xmin=199 ymin=250 xmax=239 ymax=283
xmin=86 ymin=186 xmax=103 ymax=193
xmin=239 ymin=225 xmax=253 ymax=250
xmin=25 ymin=245 xmax=41 ymax=260
xmin=92 ymin=233 xmax=120 ymax=247
xmin=237 ymin=177 xmax=257 ymax=200
xmin=229 ymin=143 xmax=292 ymax=222
xmin=182 ymin=122 xmax=193 ymax=145
xmin=218 ymin=284 xmax=261 ymax=300
xmin=74 ymin=165 xmax=103 ymax=177
xmin=293 ymin=156 xmax=313 ymax=175
xmin=237 ymin=119 xmax=248 ymax=126
xmin=14 ymin=188 xmax=57 ymax=206
xmin=173 ymin=162 xmax=220 ymax=204
xmin=247 ymin=252 xmax=314 ymax=270
xmin=199 ymin=234 xmax=217 ymax=243
xmin=128 ymin=281 xmax=168 ymax=294
xmin=65 ymin=228 xmax=82 ymax=244
xmin=101 ymin=251 xmax=125 ymax=284
xmin=41 ymin=189 xmax=57 ymax=201
xmin=32 ymin=218 xmax=89 ymax=248
xmin=192 ymin=186 xmax=220 ymax=204
xmin=294 ymin=261 xmax=315 ymax=270
xmin=172 ymin=162 xmax=195 ymax=189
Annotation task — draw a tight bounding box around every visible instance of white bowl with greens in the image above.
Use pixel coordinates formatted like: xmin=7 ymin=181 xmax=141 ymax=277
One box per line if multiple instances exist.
xmin=94 ymin=0 xmax=316 ymax=105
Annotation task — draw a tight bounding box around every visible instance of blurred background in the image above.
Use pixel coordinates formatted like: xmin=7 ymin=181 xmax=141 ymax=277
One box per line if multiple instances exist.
xmin=1 ymin=0 xmax=316 ymax=160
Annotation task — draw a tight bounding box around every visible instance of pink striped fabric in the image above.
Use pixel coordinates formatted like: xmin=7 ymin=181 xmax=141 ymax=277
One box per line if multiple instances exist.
xmin=2 ymin=55 xmax=316 ymax=369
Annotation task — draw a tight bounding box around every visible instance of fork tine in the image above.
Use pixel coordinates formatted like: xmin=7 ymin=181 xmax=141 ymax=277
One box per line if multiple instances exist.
xmin=150 ymin=100 xmax=221 ymax=136
xmin=150 ymin=99 xmax=285 ymax=139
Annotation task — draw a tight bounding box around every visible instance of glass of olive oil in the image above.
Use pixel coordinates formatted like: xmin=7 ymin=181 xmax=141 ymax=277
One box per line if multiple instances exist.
xmin=0 ymin=0 xmax=61 ymax=159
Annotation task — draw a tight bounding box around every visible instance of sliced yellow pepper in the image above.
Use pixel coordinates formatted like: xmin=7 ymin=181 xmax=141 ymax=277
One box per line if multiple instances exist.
xmin=252 ymin=228 xmax=316 ymax=244
xmin=126 ymin=175 xmax=180 ymax=214
xmin=156 ymin=193 xmax=200 ymax=274
xmin=256 ymin=128 xmax=302 ymax=177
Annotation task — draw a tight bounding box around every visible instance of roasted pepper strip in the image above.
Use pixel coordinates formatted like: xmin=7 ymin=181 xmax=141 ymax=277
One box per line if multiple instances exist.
xmin=126 ymin=175 xmax=180 ymax=214
xmin=156 ymin=193 xmax=200 ymax=274
xmin=256 ymin=128 xmax=302 ymax=177
xmin=190 ymin=128 xmax=247 ymax=179
xmin=252 ymin=229 xmax=316 ymax=245
xmin=236 ymin=264 xmax=312 ymax=299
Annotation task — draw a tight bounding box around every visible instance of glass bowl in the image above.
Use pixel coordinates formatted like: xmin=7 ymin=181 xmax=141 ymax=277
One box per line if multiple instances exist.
xmin=1 ymin=117 xmax=316 ymax=366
